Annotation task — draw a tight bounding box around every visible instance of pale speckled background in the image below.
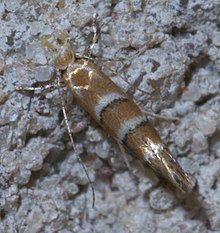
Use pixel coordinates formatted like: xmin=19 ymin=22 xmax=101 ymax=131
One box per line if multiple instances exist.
xmin=0 ymin=1 xmax=220 ymax=233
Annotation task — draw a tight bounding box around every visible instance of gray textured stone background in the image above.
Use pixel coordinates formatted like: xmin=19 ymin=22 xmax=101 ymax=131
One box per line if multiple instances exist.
xmin=0 ymin=0 xmax=220 ymax=232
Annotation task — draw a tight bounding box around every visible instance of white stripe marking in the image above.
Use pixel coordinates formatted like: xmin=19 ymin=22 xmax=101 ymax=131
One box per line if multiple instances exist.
xmin=95 ymin=92 xmax=126 ymax=121
xmin=118 ymin=115 xmax=146 ymax=141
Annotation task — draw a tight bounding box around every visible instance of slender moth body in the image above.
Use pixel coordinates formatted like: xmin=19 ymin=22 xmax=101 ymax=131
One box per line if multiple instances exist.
xmin=56 ymin=48 xmax=194 ymax=195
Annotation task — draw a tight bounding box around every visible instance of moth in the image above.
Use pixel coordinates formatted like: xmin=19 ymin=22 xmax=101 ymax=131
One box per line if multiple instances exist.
xmin=55 ymin=47 xmax=194 ymax=195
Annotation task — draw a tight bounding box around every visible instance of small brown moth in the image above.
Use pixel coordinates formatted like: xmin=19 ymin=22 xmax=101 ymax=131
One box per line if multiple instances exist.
xmin=55 ymin=47 xmax=194 ymax=196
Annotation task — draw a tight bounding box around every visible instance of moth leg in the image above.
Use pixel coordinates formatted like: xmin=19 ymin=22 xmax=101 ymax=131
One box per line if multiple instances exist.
xmin=56 ymin=69 xmax=96 ymax=208
xmin=117 ymin=140 xmax=132 ymax=170
xmin=141 ymin=110 xmax=180 ymax=121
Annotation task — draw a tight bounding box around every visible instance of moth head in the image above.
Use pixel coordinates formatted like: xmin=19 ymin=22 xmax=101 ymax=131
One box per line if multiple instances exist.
xmin=55 ymin=46 xmax=75 ymax=70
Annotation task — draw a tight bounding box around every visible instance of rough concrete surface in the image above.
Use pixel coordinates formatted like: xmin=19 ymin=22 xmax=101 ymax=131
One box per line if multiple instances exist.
xmin=0 ymin=0 xmax=220 ymax=233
